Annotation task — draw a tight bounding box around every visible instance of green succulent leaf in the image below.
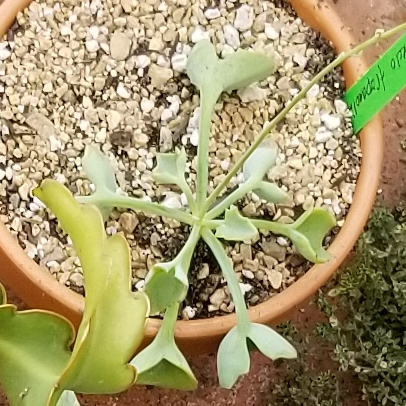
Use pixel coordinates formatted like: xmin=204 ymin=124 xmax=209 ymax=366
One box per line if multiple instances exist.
xmin=144 ymin=261 xmax=188 ymax=315
xmin=80 ymin=145 xmax=118 ymax=220
xmin=243 ymin=139 xmax=279 ymax=182
xmin=247 ymin=323 xmax=297 ymax=360
xmin=145 ymin=226 xmax=200 ymax=314
xmin=131 ymin=303 xmax=197 ymax=390
xmin=253 ymin=181 xmax=289 ymax=204
xmin=34 ymin=180 xmax=149 ymax=401
xmin=186 ymin=40 xmax=275 ymax=96
xmin=217 ymin=326 xmax=250 ymax=389
xmin=215 ymin=207 xmax=258 ymax=241
xmin=0 ymin=305 xmax=74 ymax=406
xmin=287 ymin=208 xmax=336 ymax=263
xmin=56 ymin=391 xmax=81 ymax=406
xmin=152 ymin=148 xmax=187 ymax=186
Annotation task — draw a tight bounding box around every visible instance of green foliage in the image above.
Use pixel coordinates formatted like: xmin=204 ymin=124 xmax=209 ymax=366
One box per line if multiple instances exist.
xmin=328 ymin=208 xmax=406 ymax=405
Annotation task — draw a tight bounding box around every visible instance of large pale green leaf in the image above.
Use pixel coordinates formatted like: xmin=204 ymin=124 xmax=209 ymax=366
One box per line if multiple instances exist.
xmin=215 ymin=207 xmax=258 ymax=241
xmin=33 ymin=180 xmax=149 ymax=401
xmin=0 ymin=304 xmax=74 ymax=406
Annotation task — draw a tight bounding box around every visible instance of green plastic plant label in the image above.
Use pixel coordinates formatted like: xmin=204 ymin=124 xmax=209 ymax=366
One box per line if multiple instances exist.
xmin=345 ymin=32 xmax=406 ymax=133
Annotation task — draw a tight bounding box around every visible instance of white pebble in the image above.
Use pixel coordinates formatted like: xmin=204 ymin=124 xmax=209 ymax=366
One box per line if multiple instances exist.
xmin=238 ymin=86 xmax=267 ymax=103
xmin=334 ymin=99 xmax=348 ymax=114
xmin=234 ymin=5 xmax=254 ymax=31
xmin=223 ymin=24 xmax=240 ymax=49
xmin=0 ymin=49 xmax=11 ymax=61
xmin=161 ymin=108 xmax=173 ymax=122
xmin=239 ymin=283 xmax=253 ymax=295
xmin=85 ymin=39 xmax=99 ymax=53
xmin=136 ymin=55 xmax=151 ymax=68
xmin=315 ymin=128 xmax=332 ymax=144
xmin=141 ymin=98 xmax=155 ymax=113
xmin=191 ymin=26 xmax=210 ymax=43
xmin=88 ymin=26 xmax=99 ymax=39
xmin=321 ymin=113 xmax=341 ymax=130
xmin=307 ymin=84 xmax=320 ymax=98
xmin=264 ymin=24 xmax=279 ymax=40
xmin=171 ymin=53 xmax=188 ymax=72
xmin=162 ymin=194 xmax=182 ymax=209
xmin=190 ymin=128 xmax=199 ymax=146
xmin=182 ymin=306 xmax=196 ymax=319
xmin=116 ymin=83 xmax=131 ymax=98
xmin=204 ymin=8 xmax=221 ymax=19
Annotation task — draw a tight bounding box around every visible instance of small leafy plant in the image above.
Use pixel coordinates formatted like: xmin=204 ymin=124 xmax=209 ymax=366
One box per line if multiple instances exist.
xmin=1 ymin=22 xmax=406 ymax=405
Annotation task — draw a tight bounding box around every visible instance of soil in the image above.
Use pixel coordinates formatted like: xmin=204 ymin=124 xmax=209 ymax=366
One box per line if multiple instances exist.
xmin=1 ymin=0 xmax=406 ymax=405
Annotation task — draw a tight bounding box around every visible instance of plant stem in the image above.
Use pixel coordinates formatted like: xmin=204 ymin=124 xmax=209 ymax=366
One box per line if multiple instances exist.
xmin=179 ymin=178 xmax=198 ymax=215
xmin=202 ymin=228 xmax=250 ymax=332
xmin=205 ymin=177 xmax=257 ymax=221
xmin=195 ymin=90 xmax=220 ymax=212
xmin=250 ymin=219 xmax=291 ymax=238
xmin=203 ymin=22 xmax=406 ymax=213
xmin=77 ymin=194 xmax=196 ymax=225
xmin=157 ymin=302 xmax=179 ymax=342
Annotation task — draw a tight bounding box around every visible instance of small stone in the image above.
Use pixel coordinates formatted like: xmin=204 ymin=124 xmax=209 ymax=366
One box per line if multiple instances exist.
xmin=0 ymin=48 xmax=11 ymax=60
xmin=240 ymin=244 xmax=252 ymax=260
xmin=276 ymin=76 xmax=291 ymax=90
xmin=242 ymin=269 xmax=254 ymax=279
xmin=159 ymin=127 xmax=173 ymax=152
xmin=18 ymin=183 xmax=30 ymax=200
xmin=149 ymin=36 xmax=165 ymax=52
xmin=161 ymin=108 xmax=173 ymax=122
xmin=267 ymin=268 xmax=283 ymax=289
xmin=315 ymin=129 xmax=332 ymax=144
xmin=85 ymin=39 xmax=99 ymax=53
xmin=191 ymin=26 xmax=210 ymax=43
xmin=136 ymin=55 xmax=151 ymax=68
xmin=116 ymin=83 xmax=131 ymax=98
xmin=238 ymin=86 xmax=267 ymax=103
xmin=148 ymin=64 xmax=173 ymax=88
xmin=162 ymin=193 xmax=182 ymax=209
xmin=261 ymin=241 xmax=286 ymax=261
xmin=182 ymin=306 xmax=196 ymax=320
xmin=265 ymin=24 xmax=279 ymax=40
xmin=321 ymin=113 xmax=341 ymax=130
xmin=234 ymin=5 xmax=254 ymax=31
xmin=209 ymin=288 xmax=227 ymax=309
xmin=171 ymin=53 xmax=188 ymax=72
xmin=110 ymin=32 xmax=132 ymax=61
xmin=26 ymin=112 xmax=55 ymax=138
xmin=334 ymin=99 xmax=348 ymax=114
xmin=121 ymin=0 xmax=133 ymax=13
xmin=242 ymin=202 xmax=256 ymax=216
xmin=107 ymin=111 xmax=122 ymax=130
xmin=307 ymin=84 xmax=320 ymax=98
xmin=326 ymin=138 xmax=339 ymax=150
xmin=173 ymin=8 xmax=185 ymax=23
xmin=89 ymin=26 xmax=100 ymax=39
xmin=43 ymin=82 xmax=53 ymax=93
xmin=223 ymin=24 xmax=240 ymax=49
xmin=141 ymin=98 xmax=154 ymax=114
xmin=288 ymin=158 xmax=303 ymax=170
xmin=119 ymin=212 xmax=139 ymax=233
xmin=204 ymin=8 xmax=221 ymax=19
xmin=94 ymin=77 xmax=106 ymax=91
xmin=309 ymin=147 xmax=318 ymax=159
xmin=198 ymin=263 xmax=210 ymax=279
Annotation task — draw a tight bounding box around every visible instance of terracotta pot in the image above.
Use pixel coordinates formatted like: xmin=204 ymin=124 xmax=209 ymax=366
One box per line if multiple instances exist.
xmin=0 ymin=0 xmax=382 ymax=354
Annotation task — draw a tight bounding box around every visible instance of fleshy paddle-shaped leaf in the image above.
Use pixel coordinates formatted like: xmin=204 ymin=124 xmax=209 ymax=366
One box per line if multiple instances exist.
xmin=0 ymin=292 xmax=74 ymax=406
xmin=80 ymin=145 xmax=118 ymax=220
xmin=286 ymin=208 xmax=336 ymax=263
xmin=217 ymin=326 xmax=250 ymax=389
xmin=56 ymin=391 xmax=81 ymax=406
xmin=145 ymin=226 xmax=200 ymax=314
xmin=215 ymin=207 xmax=258 ymax=241
xmin=33 ymin=180 xmax=149 ymax=402
xmin=253 ymin=181 xmax=289 ymax=204
xmin=152 ymin=148 xmax=187 ymax=186
xmin=187 ymin=40 xmax=275 ymax=97
xmin=131 ymin=303 xmax=197 ymax=390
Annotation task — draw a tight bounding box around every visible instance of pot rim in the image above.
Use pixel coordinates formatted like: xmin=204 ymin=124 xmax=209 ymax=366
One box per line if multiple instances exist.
xmin=0 ymin=0 xmax=382 ymax=354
